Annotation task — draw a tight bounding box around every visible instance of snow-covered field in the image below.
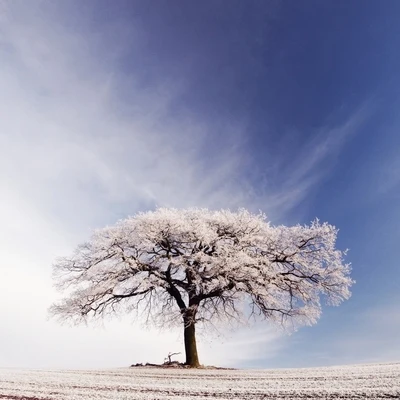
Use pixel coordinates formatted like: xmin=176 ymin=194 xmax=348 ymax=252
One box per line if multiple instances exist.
xmin=0 ymin=362 xmax=399 ymax=399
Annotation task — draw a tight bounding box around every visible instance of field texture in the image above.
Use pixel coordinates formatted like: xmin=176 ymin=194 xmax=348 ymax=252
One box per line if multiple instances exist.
xmin=0 ymin=362 xmax=399 ymax=399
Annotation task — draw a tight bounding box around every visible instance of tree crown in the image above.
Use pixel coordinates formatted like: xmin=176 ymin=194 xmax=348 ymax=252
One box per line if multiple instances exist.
xmin=50 ymin=208 xmax=353 ymax=330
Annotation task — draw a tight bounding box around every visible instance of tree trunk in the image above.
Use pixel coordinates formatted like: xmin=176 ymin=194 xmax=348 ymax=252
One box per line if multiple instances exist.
xmin=183 ymin=316 xmax=200 ymax=367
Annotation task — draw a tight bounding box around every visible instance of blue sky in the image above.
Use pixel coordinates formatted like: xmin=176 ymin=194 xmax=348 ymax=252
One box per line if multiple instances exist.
xmin=0 ymin=0 xmax=399 ymax=369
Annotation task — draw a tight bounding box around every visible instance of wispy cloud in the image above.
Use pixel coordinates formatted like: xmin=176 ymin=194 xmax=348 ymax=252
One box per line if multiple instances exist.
xmin=253 ymin=102 xmax=373 ymax=219
xmin=0 ymin=3 xmax=248 ymax=226
xmin=0 ymin=2 xmax=373 ymax=227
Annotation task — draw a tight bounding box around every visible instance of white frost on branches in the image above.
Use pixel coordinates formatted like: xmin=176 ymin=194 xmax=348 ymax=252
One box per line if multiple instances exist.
xmin=50 ymin=208 xmax=353 ymax=330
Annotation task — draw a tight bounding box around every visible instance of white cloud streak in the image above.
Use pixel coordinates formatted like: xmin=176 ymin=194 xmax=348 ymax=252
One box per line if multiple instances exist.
xmin=254 ymin=101 xmax=373 ymax=218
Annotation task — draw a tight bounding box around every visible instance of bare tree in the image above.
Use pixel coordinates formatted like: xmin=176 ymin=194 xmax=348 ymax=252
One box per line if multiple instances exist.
xmin=50 ymin=208 xmax=353 ymax=367
xmin=164 ymin=352 xmax=181 ymax=364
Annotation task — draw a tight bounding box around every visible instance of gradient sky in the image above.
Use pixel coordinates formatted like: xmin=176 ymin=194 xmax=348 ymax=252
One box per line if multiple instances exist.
xmin=1 ymin=0 xmax=399 ymax=370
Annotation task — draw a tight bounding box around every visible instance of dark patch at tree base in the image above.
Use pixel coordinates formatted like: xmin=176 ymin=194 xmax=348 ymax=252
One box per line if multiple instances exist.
xmin=129 ymin=362 xmax=235 ymax=370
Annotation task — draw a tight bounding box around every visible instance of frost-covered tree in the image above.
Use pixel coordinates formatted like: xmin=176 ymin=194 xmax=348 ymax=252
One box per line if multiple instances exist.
xmin=50 ymin=208 xmax=353 ymax=367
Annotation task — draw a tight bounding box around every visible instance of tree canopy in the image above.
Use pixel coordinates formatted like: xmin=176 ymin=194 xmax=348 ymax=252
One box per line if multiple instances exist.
xmin=50 ymin=208 xmax=353 ymax=367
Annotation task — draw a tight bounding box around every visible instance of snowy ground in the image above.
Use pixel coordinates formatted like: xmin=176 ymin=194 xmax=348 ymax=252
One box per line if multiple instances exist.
xmin=0 ymin=362 xmax=399 ymax=399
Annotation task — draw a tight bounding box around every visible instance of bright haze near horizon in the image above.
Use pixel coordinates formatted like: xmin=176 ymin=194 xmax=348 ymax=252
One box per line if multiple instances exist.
xmin=0 ymin=0 xmax=399 ymax=370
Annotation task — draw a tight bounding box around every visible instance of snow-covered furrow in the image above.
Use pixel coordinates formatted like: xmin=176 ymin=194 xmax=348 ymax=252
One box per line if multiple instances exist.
xmin=0 ymin=363 xmax=399 ymax=399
